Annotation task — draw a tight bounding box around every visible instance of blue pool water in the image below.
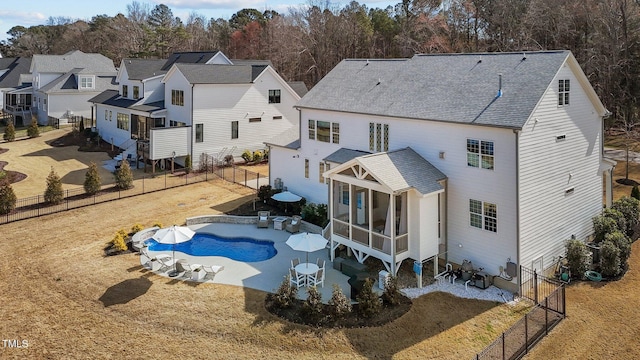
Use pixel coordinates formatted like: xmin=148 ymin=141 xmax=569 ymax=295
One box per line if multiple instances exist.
xmin=146 ymin=233 xmax=277 ymax=262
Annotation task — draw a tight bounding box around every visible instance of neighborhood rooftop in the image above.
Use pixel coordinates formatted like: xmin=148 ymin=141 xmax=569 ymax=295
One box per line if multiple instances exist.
xmin=296 ymin=50 xmax=572 ymax=129
xmin=31 ymin=50 xmax=116 ymax=74
xmin=122 ymin=59 xmax=167 ymax=80
xmin=0 ymin=57 xmax=31 ymax=88
xmin=173 ymin=63 xmax=268 ymax=84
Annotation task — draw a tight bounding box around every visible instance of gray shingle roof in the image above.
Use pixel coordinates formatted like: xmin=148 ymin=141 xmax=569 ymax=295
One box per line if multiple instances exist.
xmin=0 ymin=57 xmax=31 ymax=88
xmin=31 ymin=50 xmax=116 ymax=74
xmin=287 ymin=81 xmax=308 ymax=98
xmin=324 ymin=148 xmax=371 ymax=164
xmin=296 ymin=51 xmax=571 ymax=129
xmin=88 ymin=90 xmax=165 ymax=113
xmin=38 ymin=70 xmax=117 ymax=94
xmin=122 ymin=59 xmax=167 ymax=80
xmin=356 ymin=148 xmax=446 ymax=195
xmin=130 ymin=101 xmax=164 ymax=112
xmin=162 ymin=51 xmax=221 ymax=70
xmin=174 ymin=64 xmax=266 ymax=84
xmin=88 ymin=89 xmax=120 ymax=104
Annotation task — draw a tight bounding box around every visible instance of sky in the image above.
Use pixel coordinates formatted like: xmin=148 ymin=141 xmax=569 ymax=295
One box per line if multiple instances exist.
xmin=0 ymin=0 xmax=399 ymax=42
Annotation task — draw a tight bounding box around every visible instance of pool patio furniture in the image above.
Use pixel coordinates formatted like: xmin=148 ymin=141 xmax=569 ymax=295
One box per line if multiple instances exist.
xmin=155 ymin=254 xmax=179 ymax=272
xmin=286 ymin=215 xmax=302 ymax=233
xmin=308 ymin=268 xmax=325 ymax=288
xmin=177 ymin=260 xmax=202 ymax=278
xmin=316 ymin=258 xmax=325 ymax=270
xmin=273 ymin=216 xmax=288 ymax=230
xmin=257 ymin=211 xmax=270 ymax=228
xmin=291 ymin=258 xmax=300 ymax=269
xmin=201 ymin=264 xmax=225 ymax=279
xmin=294 ymin=262 xmax=319 ymax=286
xmin=289 ymin=268 xmax=305 ymax=288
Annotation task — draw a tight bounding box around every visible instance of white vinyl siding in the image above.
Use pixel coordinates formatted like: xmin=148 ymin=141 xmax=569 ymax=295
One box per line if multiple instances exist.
xmin=519 ymin=65 xmax=602 ymax=271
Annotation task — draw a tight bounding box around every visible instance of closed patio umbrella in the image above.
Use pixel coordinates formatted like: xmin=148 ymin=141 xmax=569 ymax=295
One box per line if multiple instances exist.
xmin=152 ymin=225 xmax=195 ymax=277
xmin=286 ymin=232 xmax=328 ymax=267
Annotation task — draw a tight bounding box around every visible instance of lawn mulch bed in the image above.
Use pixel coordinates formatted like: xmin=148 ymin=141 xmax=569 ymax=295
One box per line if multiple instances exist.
xmin=0 ymin=160 xmax=27 ymax=184
xmin=48 ymin=130 xmax=120 ymax=157
xmin=265 ymin=293 xmax=412 ymax=328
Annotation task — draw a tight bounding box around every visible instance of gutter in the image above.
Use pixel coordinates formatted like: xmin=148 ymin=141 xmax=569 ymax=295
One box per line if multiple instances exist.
xmin=514 ymin=129 xmax=521 ymax=294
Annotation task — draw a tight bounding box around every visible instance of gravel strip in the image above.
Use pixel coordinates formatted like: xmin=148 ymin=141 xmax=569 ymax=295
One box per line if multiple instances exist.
xmin=401 ymin=281 xmax=515 ymax=303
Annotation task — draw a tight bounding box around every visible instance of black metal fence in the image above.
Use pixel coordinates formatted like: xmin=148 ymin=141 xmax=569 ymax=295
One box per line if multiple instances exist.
xmin=475 ymin=267 xmax=566 ymax=360
xmin=0 ymin=164 xmax=266 ymax=225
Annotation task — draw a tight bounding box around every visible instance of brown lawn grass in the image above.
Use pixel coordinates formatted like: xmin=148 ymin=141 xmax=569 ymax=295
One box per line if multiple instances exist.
xmin=0 ymin=181 xmax=531 ymax=359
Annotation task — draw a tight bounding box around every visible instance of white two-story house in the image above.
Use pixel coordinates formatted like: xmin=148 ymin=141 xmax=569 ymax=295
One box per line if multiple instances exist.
xmin=91 ymin=51 xmax=305 ymax=172
xmin=0 ymin=57 xmax=32 ymax=126
xmin=31 ymin=50 xmax=117 ymax=125
xmin=267 ymin=51 xmax=614 ymax=288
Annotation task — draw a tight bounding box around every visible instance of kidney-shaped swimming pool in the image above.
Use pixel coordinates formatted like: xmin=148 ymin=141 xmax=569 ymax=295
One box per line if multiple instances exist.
xmin=145 ymin=233 xmax=277 ymax=262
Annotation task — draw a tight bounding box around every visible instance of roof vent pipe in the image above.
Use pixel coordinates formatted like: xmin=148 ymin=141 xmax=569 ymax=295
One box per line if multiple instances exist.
xmin=497 ymin=73 xmax=503 ymax=98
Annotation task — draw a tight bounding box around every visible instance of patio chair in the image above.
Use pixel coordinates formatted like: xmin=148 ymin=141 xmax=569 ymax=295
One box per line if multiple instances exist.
xmin=201 ymin=264 xmax=224 ymax=279
xmin=155 ymin=255 xmax=178 ymax=272
xmin=291 ymin=258 xmax=300 ymax=269
xmin=257 ymin=211 xmax=270 ymax=228
xmin=289 ymin=268 xmax=305 ymax=288
xmin=308 ymin=268 xmax=325 ymax=288
xmin=177 ymin=260 xmax=202 ymax=278
xmin=286 ymin=215 xmax=302 ymax=233
xmin=316 ymin=258 xmax=325 ymax=270
xmin=126 ymin=153 xmax=134 ymax=165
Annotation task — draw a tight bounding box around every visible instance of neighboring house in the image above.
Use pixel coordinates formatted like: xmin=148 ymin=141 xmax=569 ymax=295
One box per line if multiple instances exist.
xmin=0 ymin=57 xmax=32 ymax=126
xmin=90 ymin=51 xmax=303 ymax=172
xmin=30 ymin=50 xmax=117 ymax=125
xmin=267 ymin=51 xmax=614 ymax=289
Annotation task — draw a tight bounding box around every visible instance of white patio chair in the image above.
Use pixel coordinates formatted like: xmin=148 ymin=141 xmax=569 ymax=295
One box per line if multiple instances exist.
xmin=155 ymin=255 xmax=178 ymax=272
xmin=289 ymin=268 xmax=305 ymax=288
xmin=201 ymin=264 xmax=224 ymax=279
xmin=308 ymin=268 xmax=325 ymax=288
xmin=291 ymin=258 xmax=300 ymax=269
xmin=316 ymin=258 xmax=325 ymax=270
xmin=177 ymin=261 xmax=202 ymax=278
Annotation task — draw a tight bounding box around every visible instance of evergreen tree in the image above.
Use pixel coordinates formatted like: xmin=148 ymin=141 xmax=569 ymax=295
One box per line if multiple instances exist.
xmin=0 ymin=178 xmax=17 ymax=215
xmin=3 ymin=121 xmax=16 ymax=142
xmin=356 ymin=278 xmax=381 ymax=318
xmin=632 ymin=185 xmax=640 ymax=200
xmin=83 ymin=162 xmax=101 ymax=195
xmin=27 ymin=119 xmax=39 ymax=138
xmin=44 ymin=167 xmax=64 ymax=204
xmin=114 ymin=160 xmax=133 ymax=189
xmin=184 ymin=154 xmax=192 ymax=174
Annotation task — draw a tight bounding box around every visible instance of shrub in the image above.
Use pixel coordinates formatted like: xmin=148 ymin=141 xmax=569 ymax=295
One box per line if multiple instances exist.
xmin=263 ymin=148 xmax=269 ymax=161
xmin=27 ymin=119 xmax=39 ymax=138
xmin=599 ymin=240 xmax=621 ymax=278
xmin=83 ymin=162 xmax=101 ymax=195
xmin=3 ymin=122 xmax=15 ymax=142
xmin=44 ymin=167 xmax=64 ymax=204
xmin=258 ymin=185 xmax=273 ymax=202
xmin=223 ymin=154 xmax=234 ymax=167
xmin=273 ymin=275 xmax=298 ymax=309
xmin=592 ymin=215 xmax=620 ymax=243
xmin=301 ymin=286 xmax=323 ymax=322
xmin=0 ymin=178 xmax=17 ymax=215
xmin=241 ymin=149 xmax=252 ymax=163
xmin=605 ymin=231 xmax=632 ymax=265
xmin=356 ymin=278 xmax=381 ymax=318
xmin=114 ymin=161 xmax=133 ymax=189
xmin=112 ymin=232 xmax=128 ymax=252
xmin=117 ymin=228 xmax=128 ymax=239
xmin=565 ymin=239 xmax=589 ymax=279
xmin=184 ymin=154 xmax=192 ymax=174
xmin=301 ymin=202 xmax=328 ymax=227
xmin=381 ymin=276 xmax=401 ymax=306
xmin=328 ymin=283 xmax=352 ymax=317
xmin=253 ymin=150 xmax=263 ymax=163
xmin=611 ymin=197 xmax=640 ymax=237
xmin=131 ymin=223 xmax=144 ymax=234
xmin=152 ymin=221 xmax=163 ymax=228
xmin=632 ymin=185 xmax=640 ymax=200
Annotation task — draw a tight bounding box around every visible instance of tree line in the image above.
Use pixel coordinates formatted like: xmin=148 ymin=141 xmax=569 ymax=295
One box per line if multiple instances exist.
xmin=2 ymin=0 xmax=640 ymax=126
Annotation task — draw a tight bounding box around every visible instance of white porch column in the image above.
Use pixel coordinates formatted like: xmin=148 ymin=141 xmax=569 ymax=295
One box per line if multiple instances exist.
xmin=329 ymin=179 xmax=335 ymax=262
xmin=605 ymin=168 xmax=614 ymax=208
xmin=390 ymin=193 xmax=396 ymax=275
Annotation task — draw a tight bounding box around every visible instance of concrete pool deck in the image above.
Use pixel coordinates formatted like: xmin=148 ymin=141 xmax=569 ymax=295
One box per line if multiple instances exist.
xmin=144 ymin=222 xmax=353 ymax=301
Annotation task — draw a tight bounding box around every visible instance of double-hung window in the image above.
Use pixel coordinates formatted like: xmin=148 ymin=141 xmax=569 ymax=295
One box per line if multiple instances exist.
xmin=171 ymin=90 xmax=184 ymax=106
xmin=558 ymin=79 xmax=570 ymax=106
xmin=122 ymin=85 xmax=128 ymax=98
xmin=231 ymin=121 xmax=239 ymax=139
xmin=467 ymin=139 xmax=494 ymax=170
xmin=304 ymin=159 xmax=309 ymax=178
xmin=470 ymin=199 xmax=497 ymax=232
xmin=268 ymin=89 xmax=281 ymax=103
xmin=308 ymin=120 xmax=339 ymax=144
xmin=133 ymin=86 xmax=140 ymax=100
xmin=117 ymin=113 xmax=129 ymax=130
xmin=79 ymin=76 xmax=94 ymax=89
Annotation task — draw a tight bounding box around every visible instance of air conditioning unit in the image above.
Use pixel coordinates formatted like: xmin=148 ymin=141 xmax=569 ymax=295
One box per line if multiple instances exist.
xmin=274 ymin=178 xmax=283 ymax=190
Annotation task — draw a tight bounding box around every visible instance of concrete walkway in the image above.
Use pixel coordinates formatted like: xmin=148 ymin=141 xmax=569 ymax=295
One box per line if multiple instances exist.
xmin=604 ymin=147 xmax=640 ymax=163
xmin=145 ymin=223 xmax=352 ymax=302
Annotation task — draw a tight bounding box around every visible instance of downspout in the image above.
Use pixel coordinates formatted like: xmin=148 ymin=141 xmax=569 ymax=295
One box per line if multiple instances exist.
xmin=514 ymin=129 xmax=521 ymax=294
xmin=190 ymin=83 xmax=194 ymax=163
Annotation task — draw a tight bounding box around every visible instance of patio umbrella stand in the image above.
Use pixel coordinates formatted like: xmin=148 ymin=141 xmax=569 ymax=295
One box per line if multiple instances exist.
xmin=152 ymin=225 xmax=195 ymax=277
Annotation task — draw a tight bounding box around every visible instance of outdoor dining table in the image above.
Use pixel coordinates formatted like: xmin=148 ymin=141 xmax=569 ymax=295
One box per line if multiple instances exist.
xmin=294 ymin=263 xmax=319 ymax=286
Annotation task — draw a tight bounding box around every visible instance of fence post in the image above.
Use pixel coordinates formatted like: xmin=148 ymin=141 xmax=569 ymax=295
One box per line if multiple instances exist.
xmin=257 ymin=173 xmax=260 ymax=190
xmin=143 ymin=176 xmax=145 ymax=193
xmin=525 ymin=313 xmax=528 ymax=355
xmin=244 ymin=169 xmax=247 ymax=186
xmin=533 ymin=270 xmax=538 ymax=304
xmin=502 ymin=332 xmax=505 ymax=360
xmin=66 ymin=189 xmax=69 ymax=211
xmin=562 ymin=286 xmax=566 ymax=317
xmin=233 ymin=166 xmax=236 ymax=184
xmin=37 ymin=195 xmax=40 ymax=217
xmin=545 ymin=297 xmax=549 ymax=335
